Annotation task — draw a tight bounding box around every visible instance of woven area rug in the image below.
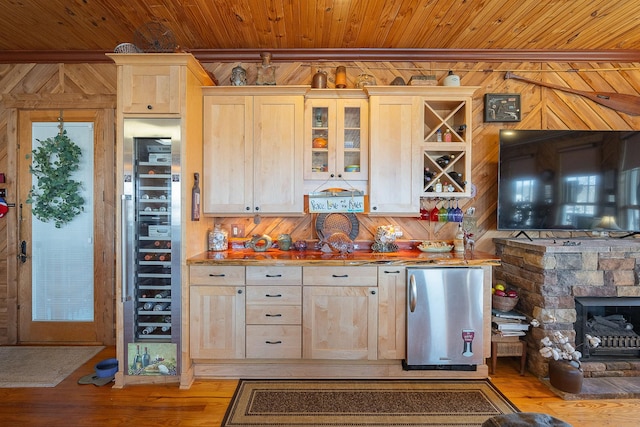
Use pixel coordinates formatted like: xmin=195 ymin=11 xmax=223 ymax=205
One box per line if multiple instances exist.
xmin=0 ymin=346 xmax=104 ymax=387
xmin=221 ymin=379 xmax=519 ymax=426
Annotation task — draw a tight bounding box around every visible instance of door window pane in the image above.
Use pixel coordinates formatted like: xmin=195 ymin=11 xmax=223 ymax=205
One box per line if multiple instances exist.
xmin=31 ymin=122 xmax=94 ymax=321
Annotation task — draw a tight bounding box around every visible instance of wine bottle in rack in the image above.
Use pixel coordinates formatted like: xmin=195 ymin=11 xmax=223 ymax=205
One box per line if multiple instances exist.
xmin=161 ymin=324 xmax=171 ymax=332
xmin=141 ymin=326 xmax=156 ymax=334
xmin=144 ymin=253 xmax=156 ymax=261
xmin=155 ymin=291 xmax=170 ymax=299
xmin=142 ymin=301 xmax=155 ymax=310
xmin=153 ymin=302 xmax=169 ymax=311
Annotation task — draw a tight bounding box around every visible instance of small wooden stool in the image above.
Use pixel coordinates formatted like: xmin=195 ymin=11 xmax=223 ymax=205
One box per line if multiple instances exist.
xmin=490 ymin=334 xmax=526 ymax=375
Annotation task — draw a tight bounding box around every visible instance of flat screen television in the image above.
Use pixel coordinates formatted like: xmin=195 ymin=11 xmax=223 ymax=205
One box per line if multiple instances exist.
xmin=497 ymin=130 xmax=640 ymax=235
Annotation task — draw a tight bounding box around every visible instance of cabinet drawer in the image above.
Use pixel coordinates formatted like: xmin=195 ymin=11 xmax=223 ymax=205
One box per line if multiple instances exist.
xmin=246 ymin=266 xmax=302 ymax=285
xmin=303 ymin=266 xmax=377 ymax=286
xmin=246 ymin=286 xmax=301 ymax=305
xmin=246 ymin=305 xmax=302 ymax=325
xmin=246 ymin=325 xmax=301 ymax=359
xmin=190 ymin=265 xmax=245 ymax=285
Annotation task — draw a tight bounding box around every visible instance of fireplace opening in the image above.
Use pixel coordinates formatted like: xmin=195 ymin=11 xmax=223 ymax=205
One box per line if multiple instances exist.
xmin=575 ymin=297 xmax=640 ymax=360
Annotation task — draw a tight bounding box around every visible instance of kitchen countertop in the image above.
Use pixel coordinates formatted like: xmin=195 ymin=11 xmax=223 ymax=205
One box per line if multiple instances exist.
xmin=187 ymin=247 xmax=500 ymax=267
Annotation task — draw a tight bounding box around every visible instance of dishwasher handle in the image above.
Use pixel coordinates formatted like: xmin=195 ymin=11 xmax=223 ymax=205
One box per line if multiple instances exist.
xmin=409 ymin=274 xmax=417 ymax=312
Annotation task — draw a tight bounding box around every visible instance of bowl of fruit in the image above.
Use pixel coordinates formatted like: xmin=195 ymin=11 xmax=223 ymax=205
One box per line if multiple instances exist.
xmin=492 ymin=282 xmax=519 ymax=312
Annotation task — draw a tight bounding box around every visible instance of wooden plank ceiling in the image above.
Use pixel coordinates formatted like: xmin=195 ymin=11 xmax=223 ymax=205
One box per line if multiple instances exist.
xmin=0 ymin=0 xmax=638 ymax=59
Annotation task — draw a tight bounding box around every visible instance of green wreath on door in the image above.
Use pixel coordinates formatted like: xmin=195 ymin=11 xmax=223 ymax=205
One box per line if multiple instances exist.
xmin=26 ymin=130 xmax=84 ymax=228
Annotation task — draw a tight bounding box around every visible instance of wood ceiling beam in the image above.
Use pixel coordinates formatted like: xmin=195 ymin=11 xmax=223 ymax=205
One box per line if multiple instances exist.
xmin=1 ymin=48 xmax=639 ymax=64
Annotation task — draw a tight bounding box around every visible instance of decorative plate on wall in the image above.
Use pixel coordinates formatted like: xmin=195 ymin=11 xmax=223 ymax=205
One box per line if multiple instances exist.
xmin=315 ymin=213 xmax=359 ymax=241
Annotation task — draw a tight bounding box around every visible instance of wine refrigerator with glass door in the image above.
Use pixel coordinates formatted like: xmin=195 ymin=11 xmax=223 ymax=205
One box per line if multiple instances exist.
xmin=121 ymin=118 xmax=182 ymax=381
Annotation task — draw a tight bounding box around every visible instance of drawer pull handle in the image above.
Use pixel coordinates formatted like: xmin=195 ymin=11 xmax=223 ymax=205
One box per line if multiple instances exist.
xmin=332 ymin=274 xmax=349 ymax=278
xmin=266 ymin=294 xmax=282 ymax=298
xmin=265 ymin=313 xmax=282 ymax=317
xmin=384 ymin=270 xmax=401 ymax=274
xmin=265 ymin=340 xmax=282 ymax=345
xmin=209 ymin=274 xmax=225 ymax=277
xmin=265 ymin=274 xmax=282 ymax=278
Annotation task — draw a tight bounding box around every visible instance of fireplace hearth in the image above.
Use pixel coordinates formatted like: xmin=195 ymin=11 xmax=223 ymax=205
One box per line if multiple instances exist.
xmin=494 ymin=237 xmax=640 ymax=378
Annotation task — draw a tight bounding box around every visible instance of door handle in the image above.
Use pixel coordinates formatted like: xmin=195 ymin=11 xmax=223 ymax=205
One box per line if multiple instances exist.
xmin=19 ymin=240 xmax=27 ymax=263
xmin=409 ymin=274 xmax=417 ymax=313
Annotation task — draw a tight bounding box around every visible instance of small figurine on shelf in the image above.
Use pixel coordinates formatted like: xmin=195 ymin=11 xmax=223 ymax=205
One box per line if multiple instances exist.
xmin=230 ymin=64 xmax=247 ymax=86
xmin=256 ymin=52 xmax=276 ymax=85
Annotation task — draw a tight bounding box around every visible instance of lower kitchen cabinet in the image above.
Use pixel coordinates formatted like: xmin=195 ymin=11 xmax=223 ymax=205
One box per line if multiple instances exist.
xmin=377 ymin=266 xmax=406 ymax=360
xmin=245 ymin=266 xmax=303 ymax=359
xmin=190 ymin=284 xmax=245 ymax=359
xmin=246 ymin=325 xmax=302 ymax=359
xmin=303 ymin=286 xmax=378 ymax=360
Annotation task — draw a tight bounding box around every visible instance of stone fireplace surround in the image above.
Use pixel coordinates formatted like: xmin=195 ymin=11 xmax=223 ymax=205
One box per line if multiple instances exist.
xmin=493 ymin=238 xmax=640 ymax=379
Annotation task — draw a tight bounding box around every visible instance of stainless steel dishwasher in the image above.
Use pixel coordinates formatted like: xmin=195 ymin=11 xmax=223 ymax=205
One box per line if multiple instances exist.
xmin=403 ymin=267 xmax=484 ymax=370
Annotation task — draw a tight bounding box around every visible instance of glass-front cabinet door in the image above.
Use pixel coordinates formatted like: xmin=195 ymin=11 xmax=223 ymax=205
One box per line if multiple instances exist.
xmin=304 ymin=91 xmax=368 ymax=182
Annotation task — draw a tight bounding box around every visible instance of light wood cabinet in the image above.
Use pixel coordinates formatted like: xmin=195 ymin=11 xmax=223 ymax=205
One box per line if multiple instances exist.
xmin=109 ymin=54 xmax=210 ymax=114
xmin=189 ymin=265 xmax=245 ymax=359
xmin=302 ymin=266 xmax=378 ymax=360
xmin=366 ymin=86 xmax=480 ymax=214
xmin=202 ymin=87 xmax=307 ymax=215
xmin=108 ymin=53 xmax=214 ymax=388
xmin=367 ymin=93 xmax=422 ymax=214
xmin=418 ymin=92 xmax=476 ymax=198
xmin=304 ymin=90 xmax=369 ymax=182
xmin=245 ymin=266 xmax=302 ymax=359
xmin=377 ymin=266 xmax=406 ymax=360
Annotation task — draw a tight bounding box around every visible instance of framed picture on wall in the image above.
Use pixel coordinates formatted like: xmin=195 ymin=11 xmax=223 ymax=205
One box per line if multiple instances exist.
xmin=484 ymin=93 xmax=521 ymax=122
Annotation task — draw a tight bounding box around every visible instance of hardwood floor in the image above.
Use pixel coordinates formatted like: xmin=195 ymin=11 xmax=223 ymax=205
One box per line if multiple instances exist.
xmin=1 ymin=347 xmax=639 ymax=426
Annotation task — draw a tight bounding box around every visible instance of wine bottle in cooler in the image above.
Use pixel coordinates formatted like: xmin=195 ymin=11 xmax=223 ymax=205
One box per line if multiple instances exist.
xmin=155 ymin=290 xmax=170 ymax=299
xmin=153 ymin=302 xmax=169 ymax=311
xmin=141 ymin=326 xmax=156 ymax=334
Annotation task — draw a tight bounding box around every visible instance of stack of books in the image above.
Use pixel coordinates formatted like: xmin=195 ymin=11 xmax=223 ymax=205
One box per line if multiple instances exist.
xmin=492 ymin=309 xmax=529 ymax=337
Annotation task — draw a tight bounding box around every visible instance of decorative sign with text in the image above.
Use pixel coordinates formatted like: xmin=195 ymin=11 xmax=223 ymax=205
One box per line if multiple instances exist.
xmin=308 ymin=191 xmax=365 ymax=213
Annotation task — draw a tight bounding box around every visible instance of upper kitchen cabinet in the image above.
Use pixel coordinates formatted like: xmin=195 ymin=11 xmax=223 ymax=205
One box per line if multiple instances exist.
xmin=108 ymin=53 xmax=211 ymax=114
xmin=202 ymin=87 xmax=307 ymax=215
xmin=304 ymin=90 xmax=369 ymax=183
xmin=367 ymin=90 xmax=422 ymax=215
xmin=418 ymin=87 xmax=478 ymax=198
xmin=366 ymin=86 xmax=479 ymax=215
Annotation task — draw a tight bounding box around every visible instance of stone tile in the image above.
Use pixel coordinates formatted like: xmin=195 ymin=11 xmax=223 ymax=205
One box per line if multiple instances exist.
xmin=543 ymin=376 xmax=640 ymax=400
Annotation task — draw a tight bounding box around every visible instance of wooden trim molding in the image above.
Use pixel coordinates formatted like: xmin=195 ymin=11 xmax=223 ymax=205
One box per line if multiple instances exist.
xmin=1 ymin=48 xmax=639 ymax=64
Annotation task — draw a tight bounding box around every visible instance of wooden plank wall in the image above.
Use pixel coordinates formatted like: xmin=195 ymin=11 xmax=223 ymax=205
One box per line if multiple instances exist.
xmin=0 ymin=63 xmax=116 ymax=345
xmin=0 ymin=59 xmax=639 ymax=344
xmin=202 ymin=60 xmax=640 ymax=251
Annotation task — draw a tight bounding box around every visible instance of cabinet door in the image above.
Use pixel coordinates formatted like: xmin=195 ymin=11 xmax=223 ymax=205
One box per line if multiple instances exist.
xmin=202 ymin=96 xmax=254 ymax=214
xmin=377 ymin=266 xmax=406 ymax=360
xmin=190 ymin=285 xmax=245 ymax=359
xmin=121 ymin=64 xmax=181 ymax=114
xmin=304 ymin=97 xmax=368 ymax=181
xmin=369 ymin=95 xmax=421 ymax=214
xmin=253 ymin=96 xmax=304 ymax=214
xmin=336 ymin=98 xmax=368 ymax=180
xmin=303 ymin=286 xmax=378 ymax=360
